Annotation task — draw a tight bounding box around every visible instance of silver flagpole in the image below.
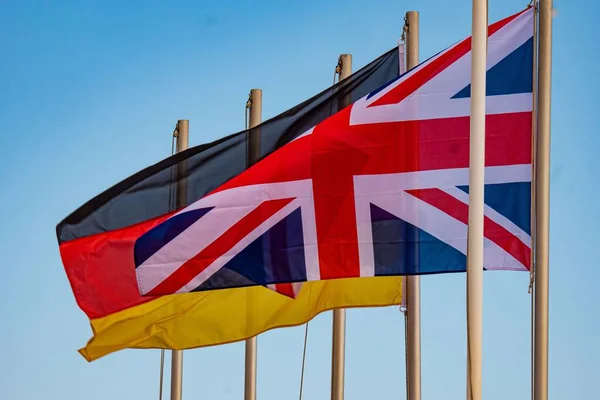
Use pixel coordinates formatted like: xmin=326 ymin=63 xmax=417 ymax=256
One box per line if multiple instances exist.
xmin=466 ymin=0 xmax=487 ymax=399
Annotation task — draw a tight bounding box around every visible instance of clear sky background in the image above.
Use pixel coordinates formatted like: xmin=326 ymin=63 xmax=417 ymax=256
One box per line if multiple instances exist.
xmin=0 ymin=0 xmax=596 ymax=399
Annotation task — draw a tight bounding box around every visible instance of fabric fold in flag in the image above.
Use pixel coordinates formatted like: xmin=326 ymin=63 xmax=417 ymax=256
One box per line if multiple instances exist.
xmin=78 ymin=276 xmax=402 ymax=361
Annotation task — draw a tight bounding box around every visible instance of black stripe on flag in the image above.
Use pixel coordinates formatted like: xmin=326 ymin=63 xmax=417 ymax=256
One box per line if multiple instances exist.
xmin=56 ymin=47 xmax=400 ymax=244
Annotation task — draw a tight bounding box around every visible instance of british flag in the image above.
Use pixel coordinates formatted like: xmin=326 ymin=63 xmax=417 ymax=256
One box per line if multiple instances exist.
xmin=134 ymin=7 xmax=534 ymax=298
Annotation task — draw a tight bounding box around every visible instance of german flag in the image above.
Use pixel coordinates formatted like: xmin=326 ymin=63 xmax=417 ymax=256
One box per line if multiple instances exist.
xmin=57 ymin=47 xmax=403 ymax=361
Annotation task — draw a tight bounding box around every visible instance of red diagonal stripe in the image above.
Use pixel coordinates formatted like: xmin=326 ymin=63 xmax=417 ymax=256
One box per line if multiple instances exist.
xmin=369 ymin=7 xmax=530 ymax=108
xmin=146 ymin=198 xmax=295 ymax=296
xmin=408 ymin=188 xmax=530 ymax=270
xmin=274 ymin=283 xmax=295 ymax=298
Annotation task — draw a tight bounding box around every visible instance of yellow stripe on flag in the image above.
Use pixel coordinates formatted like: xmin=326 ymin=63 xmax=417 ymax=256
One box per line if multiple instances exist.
xmin=79 ymin=276 xmax=402 ymax=361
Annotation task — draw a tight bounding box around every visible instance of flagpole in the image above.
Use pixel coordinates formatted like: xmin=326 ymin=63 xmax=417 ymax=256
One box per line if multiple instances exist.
xmin=534 ymin=1 xmax=552 ymax=399
xmin=171 ymin=119 xmax=189 ymax=400
xmin=331 ymin=53 xmax=351 ymax=400
xmin=466 ymin=0 xmax=487 ymax=399
xmin=245 ymin=88 xmax=262 ymax=400
xmin=404 ymin=11 xmax=422 ymax=400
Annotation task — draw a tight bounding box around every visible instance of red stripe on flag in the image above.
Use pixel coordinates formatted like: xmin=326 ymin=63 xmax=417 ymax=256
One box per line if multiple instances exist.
xmin=211 ymin=112 xmax=531 ymax=194
xmin=59 ymin=212 xmax=175 ymax=319
xmin=368 ymin=8 xmax=530 ymax=108
xmin=146 ymin=198 xmax=296 ymax=296
xmin=408 ymin=188 xmax=530 ymax=270
xmin=274 ymin=283 xmax=295 ymax=298
xmin=341 ymin=112 xmax=532 ymax=174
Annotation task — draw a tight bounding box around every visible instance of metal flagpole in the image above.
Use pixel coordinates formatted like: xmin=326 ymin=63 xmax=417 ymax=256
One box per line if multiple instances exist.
xmin=534 ymin=1 xmax=552 ymax=399
xmin=159 ymin=350 xmax=165 ymax=400
xmin=404 ymin=11 xmax=422 ymax=400
xmin=171 ymin=119 xmax=189 ymax=400
xmin=529 ymin=2 xmax=539 ymax=398
xmin=245 ymin=88 xmax=262 ymax=400
xmin=331 ymin=53 xmax=351 ymax=400
xmin=466 ymin=0 xmax=487 ymax=399
xmin=247 ymin=88 xmax=263 ymax=165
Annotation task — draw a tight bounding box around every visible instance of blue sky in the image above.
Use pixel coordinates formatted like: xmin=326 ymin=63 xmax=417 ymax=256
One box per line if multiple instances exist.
xmin=0 ymin=0 xmax=596 ymax=399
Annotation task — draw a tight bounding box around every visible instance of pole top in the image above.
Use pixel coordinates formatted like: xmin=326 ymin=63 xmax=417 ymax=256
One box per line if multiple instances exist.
xmin=337 ymin=54 xmax=352 ymax=73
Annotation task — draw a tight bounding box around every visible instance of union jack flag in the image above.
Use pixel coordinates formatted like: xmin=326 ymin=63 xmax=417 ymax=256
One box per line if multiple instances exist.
xmin=134 ymin=7 xmax=534 ymax=298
